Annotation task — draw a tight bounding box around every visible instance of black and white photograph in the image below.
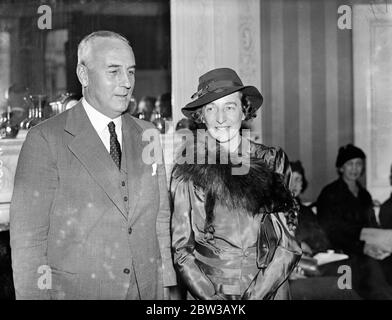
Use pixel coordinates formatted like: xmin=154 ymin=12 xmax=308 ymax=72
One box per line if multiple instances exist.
xmin=0 ymin=0 xmax=392 ymax=304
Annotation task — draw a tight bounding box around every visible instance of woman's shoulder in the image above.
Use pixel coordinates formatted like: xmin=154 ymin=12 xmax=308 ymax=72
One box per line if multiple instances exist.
xmin=247 ymin=140 xmax=291 ymax=179
xmin=318 ymin=179 xmax=343 ymax=201
xmin=358 ymin=183 xmax=373 ymax=202
xmin=249 ymin=140 xmax=285 ymax=160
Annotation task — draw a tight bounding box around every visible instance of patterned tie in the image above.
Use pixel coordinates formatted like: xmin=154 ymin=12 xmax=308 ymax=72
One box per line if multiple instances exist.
xmin=108 ymin=121 xmax=121 ymax=169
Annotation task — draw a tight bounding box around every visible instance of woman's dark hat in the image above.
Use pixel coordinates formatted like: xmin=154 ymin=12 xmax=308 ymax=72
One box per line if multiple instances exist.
xmin=181 ymin=68 xmax=263 ymax=119
xmin=335 ymin=144 xmax=366 ymax=168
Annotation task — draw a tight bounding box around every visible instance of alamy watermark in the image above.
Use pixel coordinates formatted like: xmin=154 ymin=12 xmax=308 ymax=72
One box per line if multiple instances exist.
xmin=337 ymin=265 xmax=352 ymax=290
xmin=37 ymin=265 xmax=52 ymax=290
xmin=141 ymin=124 xmax=252 ymax=175
xmin=37 ymin=5 xmax=52 ymax=30
xmin=337 ymin=5 xmax=352 ymax=30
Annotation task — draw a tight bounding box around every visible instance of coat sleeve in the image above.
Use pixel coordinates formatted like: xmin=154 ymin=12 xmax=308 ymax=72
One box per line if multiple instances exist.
xmin=170 ymin=175 xmax=221 ymax=300
xmin=243 ymin=213 xmax=302 ymax=300
xmin=155 ymin=154 xmax=177 ymax=287
xmin=10 ymin=128 xmax=57 ymax=299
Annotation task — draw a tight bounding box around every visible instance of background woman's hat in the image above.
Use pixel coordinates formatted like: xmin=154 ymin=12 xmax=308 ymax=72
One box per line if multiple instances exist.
xmin=335 ymin=144 xmax=366 ymax=168
xmin=181 ymin=68 xmax=263 ymax=119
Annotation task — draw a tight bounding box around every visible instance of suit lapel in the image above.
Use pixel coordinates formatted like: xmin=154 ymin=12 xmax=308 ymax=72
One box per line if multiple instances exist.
xmin=122 ymin=114 xmax=145 ymax=225
xmin=65 ymin=103 xmax=128 ymax=220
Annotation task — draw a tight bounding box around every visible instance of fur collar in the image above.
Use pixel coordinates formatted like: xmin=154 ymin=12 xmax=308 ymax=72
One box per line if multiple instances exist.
xmin=172 ymin=139 xmax=296 ymax=235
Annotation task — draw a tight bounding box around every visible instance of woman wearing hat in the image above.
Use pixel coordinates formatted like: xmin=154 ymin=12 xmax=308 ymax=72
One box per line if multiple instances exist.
xmin=170 ymin=68 xmax=301 ymax=300
xmin=317 ymin=144 xmax=377 ymax=256
xmin=317 ymin=144 xmax=392 ymax=299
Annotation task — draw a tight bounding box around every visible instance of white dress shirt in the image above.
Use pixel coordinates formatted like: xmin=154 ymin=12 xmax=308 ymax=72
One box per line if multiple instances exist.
xmin=82 ymin=97 xmax=122 ymax=152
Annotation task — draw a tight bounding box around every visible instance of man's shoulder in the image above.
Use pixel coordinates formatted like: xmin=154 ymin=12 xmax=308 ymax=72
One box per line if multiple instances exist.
xmin=27 ymin=108 xmax=70 ymax=138
xmin=124 ymin=113 xmax=156 ymax=131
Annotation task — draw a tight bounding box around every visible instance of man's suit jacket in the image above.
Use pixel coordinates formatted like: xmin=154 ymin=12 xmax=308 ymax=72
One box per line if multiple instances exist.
xmin=10 ymin=101 xmax=176 ymax=299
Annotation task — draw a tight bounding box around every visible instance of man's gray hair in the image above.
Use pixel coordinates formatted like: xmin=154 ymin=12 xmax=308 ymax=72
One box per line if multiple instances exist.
xmin=77 ymin=30 xmax=130 ymax=66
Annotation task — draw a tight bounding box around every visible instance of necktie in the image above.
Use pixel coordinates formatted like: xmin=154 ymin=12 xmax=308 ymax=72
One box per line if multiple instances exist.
xmin=108 ymin=121 xmax=121 ymax=169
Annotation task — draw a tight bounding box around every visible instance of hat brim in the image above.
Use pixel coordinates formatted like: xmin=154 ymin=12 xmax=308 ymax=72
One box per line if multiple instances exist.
xmin=181 ymin=86 xmax=263 ymax=119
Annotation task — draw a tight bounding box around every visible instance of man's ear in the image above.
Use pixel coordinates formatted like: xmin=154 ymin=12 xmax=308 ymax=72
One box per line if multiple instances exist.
xmin=76 ymin=64 xmax=88 ymax=88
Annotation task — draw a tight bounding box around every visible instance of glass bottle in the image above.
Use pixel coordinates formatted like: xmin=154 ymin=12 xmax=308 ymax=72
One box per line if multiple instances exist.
xmin=26 ymin=94 xmax=46 ymax=129
xmin=0 ymin=111 xmax=7 ymax=126
xmin=24 ymin=105 xmax=36 ymax=130
xmin=19 ymin=102 xmax=34 ymax=130
xmin=153 ymin=112 xmax=165 ymax=134
xmin=0 ymin=105 xmax=19 ymax=139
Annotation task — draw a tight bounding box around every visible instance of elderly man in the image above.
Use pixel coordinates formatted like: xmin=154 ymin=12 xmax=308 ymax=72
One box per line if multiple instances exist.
xmin=10 ymin=31 xmax=176 ymax=299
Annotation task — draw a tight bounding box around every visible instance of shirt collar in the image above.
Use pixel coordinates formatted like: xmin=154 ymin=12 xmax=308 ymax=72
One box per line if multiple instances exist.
xmin=82 ymin=97 xmax=122 ymax=133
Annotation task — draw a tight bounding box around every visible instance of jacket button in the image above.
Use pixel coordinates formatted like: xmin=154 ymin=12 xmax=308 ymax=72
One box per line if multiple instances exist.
xmin=244 ymin=250 xmax=250 ymax=257
xmin=128 ymin=227 xmax=132 ymax=234
xmin=123 ymin=268 xmax=130 ymax=274
xmin=124 ymin=196 xmax=128 ymax=202
xmin=122 ymin=181 xmax=126 ymax=187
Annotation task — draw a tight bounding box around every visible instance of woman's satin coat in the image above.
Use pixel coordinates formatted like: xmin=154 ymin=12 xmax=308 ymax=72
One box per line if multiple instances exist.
xmin=170 ymin=141 xmax=302 ymax=300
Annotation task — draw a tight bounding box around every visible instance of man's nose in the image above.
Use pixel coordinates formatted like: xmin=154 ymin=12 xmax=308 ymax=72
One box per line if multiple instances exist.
xmin=120 ymin=71 xmax=132 ymax=89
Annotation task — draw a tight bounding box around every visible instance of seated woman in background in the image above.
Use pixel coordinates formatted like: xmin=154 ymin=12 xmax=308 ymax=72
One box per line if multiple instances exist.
xmin=317 ymin=144 xmax=392 ymax=299
xmin=288 ymin=161 xmax=362 ymax=299
xmin=290 ymin=160 xmax=330 ymax=256
xmin=170 ymin=68 xmax=301 ymax=300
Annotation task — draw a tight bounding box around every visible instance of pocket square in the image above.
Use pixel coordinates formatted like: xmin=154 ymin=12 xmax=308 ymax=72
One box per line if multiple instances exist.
xmin=152 ymin=163 xmax=157 ymax=176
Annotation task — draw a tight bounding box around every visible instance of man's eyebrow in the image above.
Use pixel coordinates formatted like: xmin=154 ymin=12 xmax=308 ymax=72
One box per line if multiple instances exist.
xmin=107 ymin=64 xmax=136 ymax=69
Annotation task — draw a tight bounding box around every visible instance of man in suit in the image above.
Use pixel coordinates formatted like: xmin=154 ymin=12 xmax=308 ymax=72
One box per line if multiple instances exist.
xmin=10 ymin=31 xmax=176 ymax=299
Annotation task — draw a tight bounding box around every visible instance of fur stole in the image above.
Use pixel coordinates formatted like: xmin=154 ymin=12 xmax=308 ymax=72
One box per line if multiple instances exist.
xmin=172 ymin=139 xmax=297 ymax=235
